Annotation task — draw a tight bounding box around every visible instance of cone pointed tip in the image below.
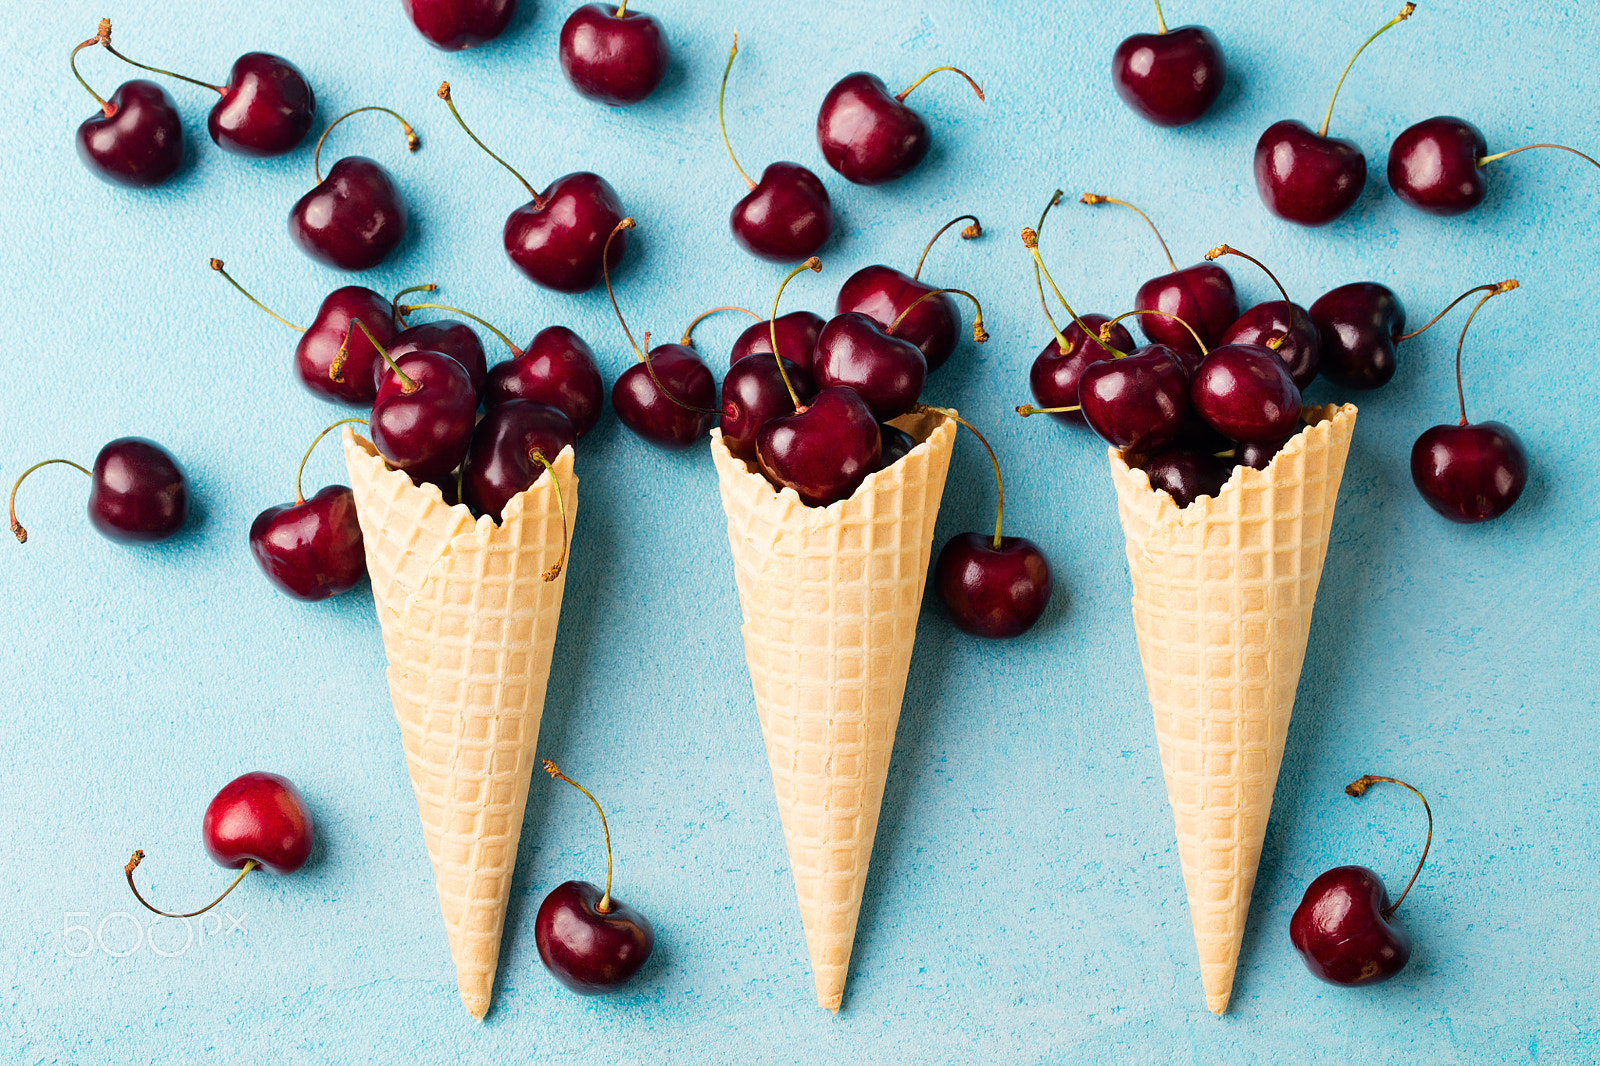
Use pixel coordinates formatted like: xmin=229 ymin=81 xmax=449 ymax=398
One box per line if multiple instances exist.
xmin=1206 ymin=992 xmax=1231 ymax=1015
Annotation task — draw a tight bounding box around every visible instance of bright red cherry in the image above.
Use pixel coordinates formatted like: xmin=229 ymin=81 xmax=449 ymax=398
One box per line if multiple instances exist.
xmin=1111 ymin=2 xmax=1225 ymax=127
xmin=559 ymin=3 xmax=668 ymax=106
xmin=816 ymin=66 xmax=984 ymax=186
xmin=289 ymin=107 xmax=419 ymax=272
xmin=461 ymin=400 xmax=577 ymax=522
xmin=368 ymin=332 xmax=479 ymax=484
xmin=250 ymin=419 xmax=367 ymax=602
xmin=1387 ymin=116 xmax=1599 ymax=216
xmin=1291 ymin=775 xmax=1431 ymax=986
xmin=1254 ymin=4 xmax=1415 ymax=226
xmin=10 ymin=438 xmax=189 ymax=546
xmin=835 ymin=214 xmax=982 ymax=372
xmin=402 ymin=0 xmax=517 ymax=50
xmin=486 ymin=326 xmax=607 ymax=436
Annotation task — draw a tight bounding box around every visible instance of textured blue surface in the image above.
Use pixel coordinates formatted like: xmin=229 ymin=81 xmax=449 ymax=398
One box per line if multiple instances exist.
xmin=2 ymin=0 xmax=1597 ymax=1061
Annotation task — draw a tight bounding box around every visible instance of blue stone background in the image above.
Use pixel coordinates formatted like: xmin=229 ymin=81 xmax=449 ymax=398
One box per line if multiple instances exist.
xmin=2 ymin=0 xmax=1595 ymax=1060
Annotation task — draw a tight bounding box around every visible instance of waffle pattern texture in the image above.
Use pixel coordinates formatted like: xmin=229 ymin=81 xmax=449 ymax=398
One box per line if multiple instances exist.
xmin=343 ymin=430 xmax=578 ymax=1021
xmin=1108 ymin=404 xmax=1357 ymax=1015
xmin=709 ymin=409 xmax=957 ymax=1011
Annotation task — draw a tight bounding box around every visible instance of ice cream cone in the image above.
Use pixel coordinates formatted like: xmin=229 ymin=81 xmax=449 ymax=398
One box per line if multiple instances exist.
xmin=709 ymin=409 xmax=957 ymax=1011
xmin=1109 ymin=404 xmax=1357 ymax=1014
xmin=343 ymin=429 xmax=577 ymax=1020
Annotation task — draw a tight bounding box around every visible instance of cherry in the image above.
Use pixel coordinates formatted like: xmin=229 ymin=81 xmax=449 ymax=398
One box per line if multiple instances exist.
xmin=931 ymin=411 xmax=1052 ymax=638
xmin=439 ymin=83 xmax=627 ymax=293
xmin=1308 ymin=281 xmax=1404 ymax=389
xmin=816 ymin=65 xmax=984 ymax=186
xmin=1076 ymin=346 xmax=1191 ymax=452
xmin=388 ymin=291 xmax=527 ymax=397
xmin=10 ymin=438 xmax=188 ymax=546
xmin=835 ymin=214 xmax=982 ymax=372
xmin=365 ymin=324 xmax=479 ymax=483
xmin=1254 ymin=4 xmax=1416 ymax=226
xmin=535 ymin=762 xmax=654 ymax=994
xmin=758 ymin=386 xmax=881 ymax=506
xmin=879 ymin=423 xmax=917 ymax=469
xmin=289 ymin=107 xmax=418 ymax=272
xmin=1080 ymin=193 xmax=1238 ymax=356
xmin=1411 ymin=283 xmax=1527 ymax=523
xmin=124 ymin=771 xmax=314 ymax=921
xmin=720 ymin=355 xmax=816 ymax=460
xmin=461 ymin=400 xmax=577 ymax=529
xmin=559 ymin=3 xmax=668 ymax=107
xmin=1387 ymin=116 xmax=1599 ymax=216
xmin=1142 ymin=446 xmax=1231 ymax=507
xmin=718 ymin=37 xmax=832 ymax=261
xmin=815 ymin=288 xmax=985 ymax=421
xmin=1291 ymin=775 xmax=1431 ymax=986
xmin=1191 ymin=343 xmax=1302 ymax=444
xmin=485 ymin=326 xmax=607 ymax=436
xmin=1205 ymin=244 xmax=1321 ymax=389
xmin=72 ymin=26 xmax=183 ymax=188
xmin=250 ymin=419 xmax=367 ymax=601
xmin=1235 ymin=437 xmax=1289 ymax=470
xmin=1111 ymin=1 xmax=1225 ymax=127
xmin=729 ymin=311 xmax=826 ymax=370
xmin=402 ymin=0 xmax=517 ymax=50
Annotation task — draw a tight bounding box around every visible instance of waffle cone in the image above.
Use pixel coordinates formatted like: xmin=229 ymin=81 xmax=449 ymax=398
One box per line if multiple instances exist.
xmin=343 ymin=430 xmax=577 ymax=1020
xmin=1109 ymin=404 xmax=1356 ymax=1014
xmin=709 ymin=410 xmax=957 ymax=1011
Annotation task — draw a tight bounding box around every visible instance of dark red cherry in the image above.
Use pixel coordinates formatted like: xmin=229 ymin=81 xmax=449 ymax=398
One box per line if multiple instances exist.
xmin=729 ymin=311 xmax=826 ymax=370
xmin=1411 ymin=422 xmax=1527 ymax=523
xmin=1308 ymin=282 xmax=1404 ymax=389
xmin=836 ymin=266 xmax=958 ymax=373
xmin=402 ymin=0 xmax=517 ymax=50
xmin=1387 ymin=116 xmax=1487 ymax=216
xmin=250 ymin=486 xmax=365 ymax=601
xmin=878 ymin=423 xmax=917 ymax=469
xmin=536 ymin=880 xmax=655 ymax=994
xmin=505 ymin=171 xmax=628 ymax=293
xmin=388 ymin=320 xmax=487 ymax=397
xmin=209 ymin=53 xmax=314 ymax=157
xmin=612 ymin=345 xmax=717 ymax=449
xmin=1111 ymin=23 xmax=1225 ymax=127
xmin=486 ymin=326 xmax=606 ymax=436
xmin=1236 ymin=437 xmax=1289 ymax=470
xmin=370 ymin=351 xmax=478 ymax=483
xmin=812 ymin=313 xmax=927 ymax=421
xmin=559 ymin=4 xmax=668 ymax=106
xmin=1078 ymin=345 xmax=1190 ymax=453
xmin=10 ymin=438 xmax=190 ymax=546
xmin=935 ymin=533 xmax=1052 ymax=638
xmin=1191 ymin=343 xmax=1302 ymax=444
xmin=756 ymin=386 xmax=881 ymax=507
xmin=1028 ymin=315 xmax=1134 ymax=425
xmin=76 ymin=80 xmax=184 ymax=189
xmin=719 ymin=356 xmax=815 ymax=460
xmin=297 ymin=287 xmax=398 ymax=405
xmin=1142 ymin=447 xmax=1230 ymax=508
xmin=1220 ymin=301 xmax=1320 ymax=389
xmin=816 ymin=67 xmax=983 ymax=186
xmin=289 ymin=156 xmax=408 ymax=271
xmin=1135 ymin=263 xmax=1239 ymax=355
xmin=731 ymin=162 xmax=833 ymax=262
xmin=202 ymin=771 xmax=315 ymax=874
xmin=461 ymin=400 xmax=576 ymax=521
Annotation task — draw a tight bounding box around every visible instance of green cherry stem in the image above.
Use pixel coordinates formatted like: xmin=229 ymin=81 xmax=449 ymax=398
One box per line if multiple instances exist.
xmin=1016 ymin=403 xmax=1080 ymax=417
xmin=1153 ymin=0 xmax=1169 ymax=33
xmin=601 ymin=218 xmax=645 ymax=362
xmin=543 ymin=761 xmax=614 ymax=913
xmin=1448 ymin=283 xmax=1516 ymax=426
xmin=615 ymin=0 xmax=630 ymax=15
xmin=1395 ymin=279 xmax=1518 ymax=343
xmin=124 ymin=850 xmax=258 ymax=919
xmin=1080 ymin=192 xmax=1177 ymax=272
xmin=888 ymin=288 xmax=988 ymax=343
xmin=1029 ymin=191 xmax=1069 ymax=350
xmin=209 ymin=259 xmax=305 ymax=333
xmin=313 ymin=106 xmax=419 ymax=185
xmin=1318 ymin=3 xmax=1416 ymax=138
xmin=9 ymin=459 xmax=93 ymax=544
xmin=718 ymin=35 xmax=755 ymax=190
xmin=912 ymin=214 xmax=982 ymax=280
xmin=917 ymin=404 xmax=1005 ymax=549
xmin=1101 ymin=308 xmax=1208 ymax=355
xmin=680 ymin=305 xmax=759 ymax=347
xmin=1022 ymin=227 xmax=1127 ymax=358
xmin=1479 ymin=143 xmax=1600 ymax=171
xmin=295 ymin=418 xmax=370 ymax=505
xmin=895 ymin=66 xmax=985 ymax=103
xmin=437 ymin=82 xmax=543 ymax=207
xmin=768 ymin=258 xmax=823 ymax=409
xmin=390 ymin=283 xmax=438 ymax=327
xmin=529 ymin=453 xmax=569 ymax=581
xmin=71 ymin=21 xmax=114 ymax=117
xmin=97 ymin=17 xmax=224 ymax=94
xmin=398 ymin=302 xmax=523 ymax=356
xmin=1206 ymin=244 xmax=1294 ymax=305
xmin=1344 ymin=774 xmax=1432 ymax=919
xmin=353 ymin=318 xmax=415 ymax=393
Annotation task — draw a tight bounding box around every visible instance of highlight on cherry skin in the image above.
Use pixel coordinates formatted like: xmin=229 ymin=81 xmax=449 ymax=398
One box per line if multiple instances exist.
xmin=10 ymin=438 xmax=189 ymax=546
xmin=124 ymin=771 xmax=314 ymax=921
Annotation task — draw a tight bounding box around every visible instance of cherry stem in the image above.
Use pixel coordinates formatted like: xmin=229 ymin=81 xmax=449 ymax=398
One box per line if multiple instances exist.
xmin=768 ymin=259 xmax=823 ymax=409
xmin=888 ymin=288 xmax=988 ymax=344
xmin=615 ymin=0 xmax=630 ymax=14
xmin=601 ymin=218 xmax=644 ymax=361
xmin=895 ymin=66 xmax=985 ymax=103
xmin=97 ymin=18 xmax=224 ymax=95
xmin=70 ymin=22 xmax=114 ymax=117
xmin=1450 ymin=284 xmax=1516 ymax=426
xmin=353 ymin=318 xmax=415 ymax=393
xmin=1080 ymin=193 xmax=1177 ymax=273
xmin=436 ymin=82 xmax=542 ymax=207
xmin=1479 ymin=142 xmax=1600 ymax=172
xmin=1031 ymin=191 xmax=1068 ymax=347
xmin=313 ymin=106 xmax=419 ymax=185
xmin=543 ymin=761 xmax=614 ymax=913
xmin=295 ymin=418 xmax=369 ymax=505
xmin=638 ymin=331 xmax=722 ymax=416
xmin=917 ymin=404 xmax=1004 ymax=548
xmin=398 ymin=302 xmax=523 ymax=356
xmin=529 ymin=453 xmax=569 ymax=581
xmin=1153 ymin=0 xmax=1169 ymax=33
xmin=390 ymin=283 xmax=438 ymax=328
xmin=912 ymin=214 xmax=982 ymax=280
xmin=209 ymin=259 xmax=305 ymax=333
xmin=1017 ymin=403 xmax=1080 ymax=417
xmin=9 ymin=459 xmax=92 ymax=545
xmin=718 ymin=35 xmax=756 ymax=191
xmin=1206 ymin=245 xmax=1293 ymax=305
xmin=679 ymin=305 xmax=759 ymax=347
xmin=124 ymin=851 xmax=259 ymax=919
xmin=1395 ymin=279 xmax=1519 ymax=343
xmin=1318 ymin=3 xmax=1416 ymax=138
xmin=1344 ymin=775 xmax=1431 ymax=919
xmin=1102 ymin=308 xmax=1209 ymax=355
xmin=1022 ymin=228 xmax=1127 ymax=358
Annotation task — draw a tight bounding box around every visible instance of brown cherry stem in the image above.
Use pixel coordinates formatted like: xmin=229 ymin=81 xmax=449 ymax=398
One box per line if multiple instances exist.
xmin=436 ymin=82 xmax=542 ymax=207
xmin=209 ymin=259 xmax=305 ymax=333
xmin=912 ymin=214 xmax=982 ymax=280
xmin=529 ymin=453 xmax=569 ymax=581
xmin=717 ymin=35 xmax=756 ymax=190
xmin=390 ymin=283 xmax=438 ymax=328
xmin=895 ymin=66 xmax=985 ymax=103
xmin=1344 ymin=775 xmax=1431 ymax=919
xmin=1102 ymin=308 xmax=1208 ymax=355
xmin=97 ymin=18 xmax=224 ymax=94
xmin=1153 ymin=0 xmax=1169 ymax=33
xmin=313 ymin=106 xmax=419 ymax=185
xmin=1479 ymin=143 xmax=1600 ymax=172
xmin=767 ymin=259 xmax=823 ymax=409
xmin=353 ymin=318 xmax=415 ymax=392
xmin=71 ymin=21 xmax=115 ymax=117
xmin=1448 ymin=283 xmax=1516 ymax=426
xmin=1016 ymin=403 xmax=1079 ymax=417
xmin=601 ymin=218 xmax=644 ymax=361
xmin=398 ymin=302 xmax=523 ymax=356
xmin=887 ymin=287 xmax=988 ymax=344
xmin=1030 ymin=190 xmax=1069 ymax=349
xmin=295 ymin=418 xmax=369 ymax=505
xmin=9 ymin=459 xmax=92 ymax=544
xmin=1022 ymin=228 xmax=1128 ymax=358
xmin=680 ymin=305 xmax=759 ymax=347
xmin=1080 ymin=193 xmax=1177 ymax=273
xmin=543 ymin=761 xmax=614 ymax=913
xmin=1318 ymin=3 xmax=1416 ymax=138
xmin=1206 ymin=245 xmax=1294 ymax=305
xmin=1395 ymin=279 xmax=1519 ymax=343
xmin=917 ymin=404 xmax=1005 ymax=549
xmin=124 ymin=851 xmax=258 ymax=919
